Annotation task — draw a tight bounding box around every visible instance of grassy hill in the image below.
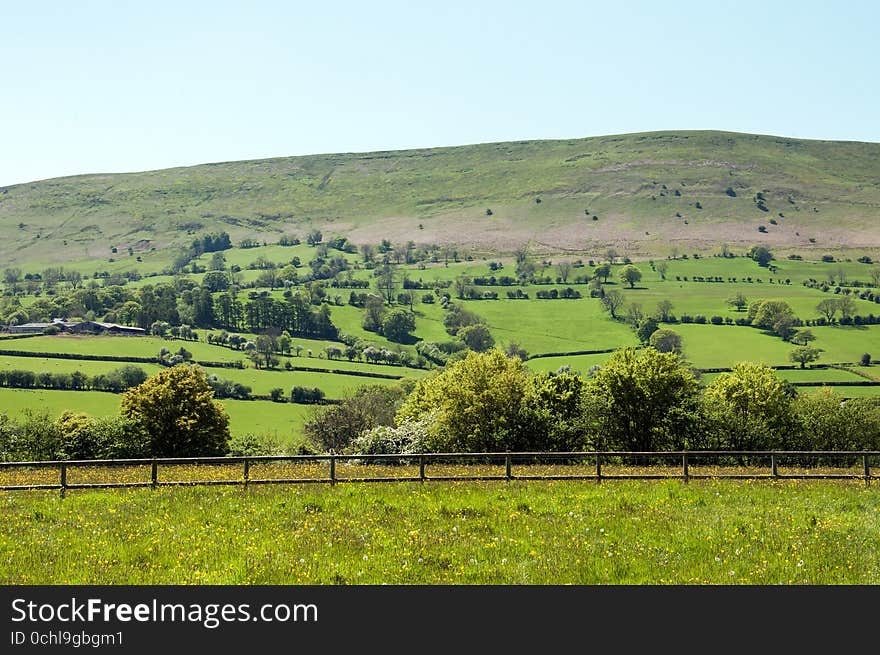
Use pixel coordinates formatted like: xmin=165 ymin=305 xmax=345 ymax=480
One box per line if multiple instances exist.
xmin=3 ymin=130 xmax=880 ymax=265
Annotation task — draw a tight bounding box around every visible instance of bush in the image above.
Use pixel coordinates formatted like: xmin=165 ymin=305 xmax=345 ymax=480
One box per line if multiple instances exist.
xmin=349 ymin=415 xmax=433 ymax=456
xmin=227 ymin=432 xmax=287 ymax=456
xmin=120 ymin=366 xmax=230 ymax=457
xmin=861 ymin=353 xmax=872 ymax=366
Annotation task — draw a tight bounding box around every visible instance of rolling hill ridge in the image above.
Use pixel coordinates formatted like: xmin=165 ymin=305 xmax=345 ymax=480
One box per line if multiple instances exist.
xmin=2 ymin=130 xmax=879 ymax=265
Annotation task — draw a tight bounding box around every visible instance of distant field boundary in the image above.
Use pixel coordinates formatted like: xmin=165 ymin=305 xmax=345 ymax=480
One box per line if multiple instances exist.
xmin=2 ymin=450 xmax=876 ymax=493
xmin=0 ymin=349 xmax=407 ymax=381
xmin=0 ymin=348 xmax=237 ymax=369
xmin=527 ymin=348 xmax=618 ymax=360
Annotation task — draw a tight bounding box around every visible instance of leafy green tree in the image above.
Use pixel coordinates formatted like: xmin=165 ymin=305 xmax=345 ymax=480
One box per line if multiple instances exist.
xmin=381 ymin=308 xmax=416 ymax=343
xmin=522 ymin=370 xmax=591 ymax=451
xmin=601 ymin=289 xmax=625 ymax=319
xmin=201 ymin=271 xmax=230 ymax=292
xmin=816 ymin=298 xmax=838 ymax=322
xmin=655 ymin=299 xmax=675 ymax=322
xmin=255 ymin=334 xmax=278 ymax=368
xmin=748 ymin=245 xmax=774 ymax=267
xmin=586 ymin=348 xmax=702 ymax=450
xmin=703 ymin=362 xmax=794 ymax=450
xmin=594 ymin=263 xmax=612 ymax=283
xmin=649 ymin=328 xmax=683 ymax=354
xmin=790 ymin=329 xmax=816 ymax=346
xmin=794 ymin=389 xmax=880 ymax=450
xmin=120 ymin=366 xmax=230 ymax=457
xmin=304 ymin=385 xmax=407 ymax=453
xmin=398 ymin=350 xmax=531 ymax=452
xmin=636 ymin=317 xmax=660 ymax=344
xmin=655 ymin=261 xmax=668 ymax=280
xmin=750 ymin=299 xmax=797 ymax=333
xmin=619 ymin=264 xmax=642 ymax=288
xmin=727 ymin=292 xmax=748 ymax=311
xmin=458 ymin=323 xmax=495 ymax=352
xmin=362 ymin=294 xmax=386 ymax=332
xmin=789 ymin=346 xmax=821 ymax=369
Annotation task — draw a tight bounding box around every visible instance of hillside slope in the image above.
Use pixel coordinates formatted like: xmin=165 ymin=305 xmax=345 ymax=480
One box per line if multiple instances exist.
xmin=2 ymin=130 xmax=879 ymax=264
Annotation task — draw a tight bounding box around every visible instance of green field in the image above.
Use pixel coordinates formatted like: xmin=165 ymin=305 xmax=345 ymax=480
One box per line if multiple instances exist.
xmin=0 ymin=388 xmax=310 ymax=440
xmin=2 ymin=480 xmax=878 ymax=584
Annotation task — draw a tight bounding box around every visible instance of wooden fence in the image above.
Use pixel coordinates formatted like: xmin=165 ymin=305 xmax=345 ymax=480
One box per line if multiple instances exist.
xmin=0 ymin=451 xmax=877 ymax=493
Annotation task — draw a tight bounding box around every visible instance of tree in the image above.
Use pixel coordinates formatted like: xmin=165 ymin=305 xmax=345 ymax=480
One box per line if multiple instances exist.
xmin=201 ymin=270 xmax=230 ymax=292
xmin=625 ymin=303 xmax=644 ymax=327
xmin=727 ymin=292 xmax=748 ymax=312
xmin=255 ymin=334 xmax=278 ymax=368
xmin=636 ymin=318 xmax=660 ymax=344
xmin=397 ymin=350 xmax=532 ymax=452
xmin=861 ymin=353 xmax=872 ymax=366
xmin=871 ymin=269 xmax=880 ymax=289
xmin=120 ymin=366 xmax=230 ymax=457
xmin=748 ymin=245 xmax=774 ymax=267
xmin=655 ymin=261 xmax=668 ymax=280
xmin=504 ymin=341 xmax=529 ymax=360
xmin=556 ymin=261 xmax=573 ymax=283
xmin=836 ymin=295 xmax=856 ymax=320
xmin=790 ymin=329 xmax=816 ymax=346
xmin=594 ymin=263 xmax=611 ymax=283
xmin=655 ymin=299 xmax=675 ymax=322
xmin=601 ymin=290 xmax=625 ymax=319
xmin=304 ymin=385 xmax=406 ymax=452
xmin=789 ymin=346 xmax=821 ymax=369
xmin=619 ymin=265 xmax=642 ymax=289
xmin=586 ymin=348 xmax=701 ymax=450
xmin=362 ymin=294 xmax=386 ymax=332
xmin=605 ymin=248 xmax=619 ymax=264
xmin=750 ymin=299 xmax=796 ymax=332
xmin=458 ymin=323 xmax=495 ymax=352
xmin=381 ymin=308 xmax=416 ymax=343
xmin=649 ymin=328 xmax=683 ymax=355
xmin=306 ymin=229 xmax=323 ymax=246
xmin=816 ymin=298 xmax=839 ymax=322
xmin=704 ymin=362 xmax=794 ymax=450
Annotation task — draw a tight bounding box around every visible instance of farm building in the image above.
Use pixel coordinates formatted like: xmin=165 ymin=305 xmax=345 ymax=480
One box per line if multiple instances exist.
xmin=4 ymin=318 xmax=145 ymax=335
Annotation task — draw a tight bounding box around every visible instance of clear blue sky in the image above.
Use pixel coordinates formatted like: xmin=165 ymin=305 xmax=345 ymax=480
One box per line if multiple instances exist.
xmin=2 ymin=0 xmax=877 ymax=186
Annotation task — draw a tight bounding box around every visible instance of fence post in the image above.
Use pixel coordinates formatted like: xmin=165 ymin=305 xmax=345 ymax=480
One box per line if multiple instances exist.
xmin=505 ymin=452 xmax=512 ymax=482
xmin=682 ymin=451 xmax=689 ymax=483
xmin=330 ymin=452 xmax=336 ymax=486
xmin=60 ymin=463 xmax=67 ymax=498
xmin=596 ymin=454 xmax=602 ymax=484
xmin=243 ymin=458 xmax=250 ymax=489
xmin=864 ymin=454 xmax=871 ymax=487
xmin=419 ymin=455 xmax=425 ymax=483
xmin=771 ymin=453 xmax=778 ymax=479
xmin=151 ymin=459 xmax=158 ymax=489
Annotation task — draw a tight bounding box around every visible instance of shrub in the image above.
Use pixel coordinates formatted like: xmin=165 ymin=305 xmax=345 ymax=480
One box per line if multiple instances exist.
xmin=861 ymin=353 xmax=872 ymax=366
xmin=120 ymin=366 xmax=230 ymax=457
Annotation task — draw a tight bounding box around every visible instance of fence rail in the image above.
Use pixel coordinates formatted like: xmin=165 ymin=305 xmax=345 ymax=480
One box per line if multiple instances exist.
xmin=0 ymin=451 xmax=878 ymax=493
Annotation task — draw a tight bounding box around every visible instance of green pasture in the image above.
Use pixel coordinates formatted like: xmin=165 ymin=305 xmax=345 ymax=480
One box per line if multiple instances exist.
xmin=467 ymin=297 xmax=637 ymax=355
xmin=203 ymin=365 xmax=401 ymax=398
xmin=0 ymin=355 xmax=164 ymax=377
xmin=2 ymin=480 xmax=878 ymax=584
xmin=0 ymin=388 xmax=309 ymax=439
xmin=525 ymin=352 xmax=612 ymax=374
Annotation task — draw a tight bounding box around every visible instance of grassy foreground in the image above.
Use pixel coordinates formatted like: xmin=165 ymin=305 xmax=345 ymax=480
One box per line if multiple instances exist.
xmin=2 ymin=480 xmax=878 ymax=584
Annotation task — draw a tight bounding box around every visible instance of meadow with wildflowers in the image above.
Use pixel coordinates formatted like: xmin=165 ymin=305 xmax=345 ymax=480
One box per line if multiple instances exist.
xmin=2 ymin=479 xmax=878 ymax=584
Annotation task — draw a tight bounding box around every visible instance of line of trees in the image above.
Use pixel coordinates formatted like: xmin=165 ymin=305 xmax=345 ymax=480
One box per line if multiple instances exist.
xmin=303 ymin=349 xmax=880 ymax=456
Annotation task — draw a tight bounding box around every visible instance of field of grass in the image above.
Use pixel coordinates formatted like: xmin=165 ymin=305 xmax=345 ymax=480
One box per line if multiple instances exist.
xmin=0 ymin=388 xmax=310 ymax=440
xmin=1 ymin=479 xmax=878 ymax=584
xmin=0 ymin=355 xmax=165 ymax=377
xmin=470 ymin=297 xmax=638 ymax=354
